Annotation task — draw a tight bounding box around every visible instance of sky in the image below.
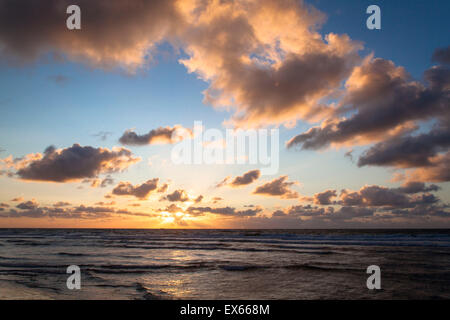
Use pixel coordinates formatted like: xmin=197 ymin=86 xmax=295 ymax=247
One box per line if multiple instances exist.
xmin=0 ymin=0 xmax=449 ymax=228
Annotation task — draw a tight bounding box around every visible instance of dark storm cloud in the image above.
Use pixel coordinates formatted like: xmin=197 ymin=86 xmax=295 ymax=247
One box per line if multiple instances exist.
xmin=15 ymin=144 xmax=139 ymax=182
xmin=287 ymin=57 xmax=449 ymax=150
xmin=253 ymin=176 xmax=299 ymax=199
xmin=432 ymin=46 xmax=450 ymax=65
xmin=112 ymin=178 xmax=159 ymax=199
xmin=230 ymin=170 xmax=261 ymax=187
xmin=119 ymin=126 xmax=191 ymax=146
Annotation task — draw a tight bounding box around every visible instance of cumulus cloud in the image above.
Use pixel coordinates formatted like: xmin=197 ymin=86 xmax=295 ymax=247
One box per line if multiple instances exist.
xmin=119 ymin=125 xmax=192 ymax=146
xmin=0 ymin=0 xmax=364 ymax=126
xmin=161 ymin=189 xmax=190 ymax=202
xmin=16 ymin=199 xmax=39 ymax=210
xmin=1 ymin=203 xmax=155 ymax=219
xmin=405 ymin=152 xmax=450 ymax=182
xmin=286 ymin=50 xmax=449 ymax=184
xmin=0 ymin=0 xmax=183 ymax=70
xmin=187 ymin=206 xmax=262 ymax=217
xmin=273 ymin=204 xmax=332 ymax=218
xmin=253 ymin=176 xmax=299 ymax=199
xmin=112 ymin=178 xmax=159 ymax=199
xmin=357 ymin=126 xmax=450 ymax=169
xmin=395 ymin=181 xmax=440 ymax=194
xmin=53 ymin=201 xmax=71 ymax=207
xmin=157 ymin=183 xmax=169 ymax=193
xmin=339 ymin=185 xmax=439 ymax=208
xmin=178 ymin=0 xmax=362 ymax=127
xmin=312 ymin=189 xmax=337 ymax=205
xmin=7 ymin=144 xmax=140 ymax=182
xmin=287 ymin=57 xmax=448 ymax=150
xmin=229 ymin=169 xmax=261 ymax=187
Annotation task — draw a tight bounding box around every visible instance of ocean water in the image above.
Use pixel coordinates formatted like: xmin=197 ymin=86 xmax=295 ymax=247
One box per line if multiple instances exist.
xmin=0 ymin=229 xmax=449 ymax=300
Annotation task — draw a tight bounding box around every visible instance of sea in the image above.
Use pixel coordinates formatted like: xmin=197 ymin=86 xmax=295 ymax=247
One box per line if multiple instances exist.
xmin=0 ymin=229 xmax=449 ymax=300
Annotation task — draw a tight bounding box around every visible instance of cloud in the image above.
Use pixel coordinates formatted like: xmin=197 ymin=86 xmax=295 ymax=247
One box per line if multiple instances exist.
xmin=253 ymin=175 xmax=299 ymax=199
xmin=194 ymin=195 xmax=204 ymax=203
xmin=287 ymin=57 xmax=448 ymax=150
xmin=273 ymin=204 xmax=332 ymax=218
xmin=179 ymin=0 xmax=362 ymax=127
xmin=161 ymin=189 xmax=189 ymax=202
xmin=216 ymin=177 xmax=230 ymax=188
xmin=95 ymin=201 xmax=116 ymax=206
xmin=339 ymin=185 xmax=439 ymax=208
xmin=16 ymin=199 xmax=39 ymax=210
xmin=272 ymin=205 xmax=375 ymax=221
xmin=84 ymin=176 xmax=115 ymax=188
xmin=119 ymin=125 xmax=192 ymax=145
xmin=357 ymin=126 xmax=450 ymax=169
xmin=187 ymin=206 xmax=262 ymax=217
xmin=212 ymin=197 xmax=223 ymax=203
xmin=53 ymin=201 xmax=71 ymax=207
xmin=405 ymin=152 xmax=450 ymax=182
xmin=332 ymin=206 xmax=375 ymax=220
xmin=0 ymin=0 xmax=364 ymax=127
xmin=0 ymin=203 xmax=155 ymax=219
xmin=160 ymin=204 xmax=184 ymax=214
xmin=0 ymin=0 xmax=183 ymax=70
xmin=0 ymin=203 xmax=9 ymax=208
xmin=395 ymin=181 xmax=440 ymax=194
xmin=229 ymin=169 xmax=261 ymax=187
xmin=10 ymin=144 xmax=140 ymax=182
xmin=157 ymin=183 xmax=169 ymax=193
xmin=112 ymin=178 xmax=159 ymax=199
xmin=312 ymin=189 xmax=337 ymax=205
xmin=432 ymin=46 xmax=450 ymax=65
